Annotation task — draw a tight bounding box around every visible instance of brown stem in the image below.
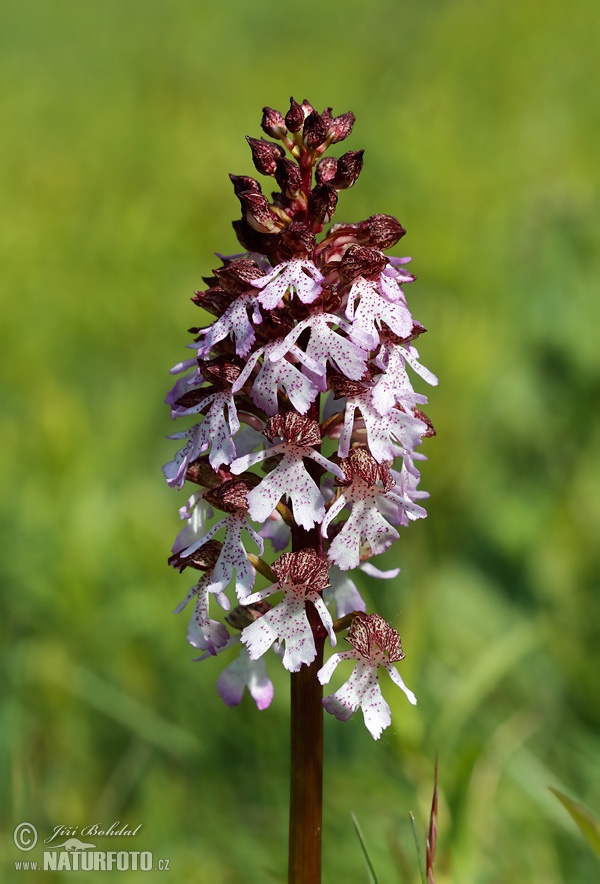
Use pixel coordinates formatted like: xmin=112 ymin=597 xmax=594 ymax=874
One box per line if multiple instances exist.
xmin=288 ymin=603 xmax=324 ymax=884
xmin=288 ymin=399 xmax=324 ymax=884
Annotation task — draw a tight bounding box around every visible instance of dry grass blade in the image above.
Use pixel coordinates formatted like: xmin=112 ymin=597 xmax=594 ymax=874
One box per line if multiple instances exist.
xmin=426 ymin=755 xmax=439 ymax=884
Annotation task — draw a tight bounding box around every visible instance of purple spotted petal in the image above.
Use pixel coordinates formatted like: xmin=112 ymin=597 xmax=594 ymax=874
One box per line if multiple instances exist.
xmin=163 ymin=392 xmax=240 ymax=484
xmin=249 ymin=341 xmax=319 ymax=416
xmin=345 ymin=276 xmax=413 ymax=349
xmin=338 ymin=389 xmax=428 ymax=463
xmin=254 ymin=259 xmax=324 ymax=309
xmin=270 ymin=313 xmax=368 ymax=392
xmin=196 ymin=294 xmax=261 ymax=358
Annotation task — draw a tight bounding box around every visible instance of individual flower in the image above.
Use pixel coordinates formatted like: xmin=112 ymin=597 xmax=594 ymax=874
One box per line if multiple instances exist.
xmin=232 ymin=338 xmax=319 ymax=416
xmin=241 ymin=549 xmax=335 ymax=672
xmin=268 ymin=312 xmax=368 ymax=392
xmin=331 ymin=373 xmax=429 ymax=464
xmin=230 ymin=413 xmax=344 ymax=530
xmin=196 ymin=292 xmax=263 ymax=358
xmin=252 ymin=258 xmax=324 ymax=309
xmin=174 ymin=479 xmax=264 ymax=600
xmin=322 ymin=447 xmax=400 ymax=571
xmin=345 ymin=274 xmax=414 ymax=350
xmin=172 ymin=551 xmax=231 ymax=656
xmin=318 ymin=612 xmax=416 ymax=740
xmin=371 ymin=338 xmax=438 ymax=417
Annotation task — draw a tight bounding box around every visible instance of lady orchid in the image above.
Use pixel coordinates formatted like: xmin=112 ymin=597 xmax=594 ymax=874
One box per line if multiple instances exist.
xmin=163 ymin=97 xmax=436 ymax=883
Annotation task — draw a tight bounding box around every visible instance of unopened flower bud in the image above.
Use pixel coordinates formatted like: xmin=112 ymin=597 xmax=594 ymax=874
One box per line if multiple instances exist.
xmin=327 ymin=111 xmax=355 ymax=144
xmin=203 ymin=477 xmax=253 ymax=513
xmin=169 ymin=539 xmax=223 ymax=573
xmin=303 ymin=111 xmax=328 ymax=148
xmin=357 ymin=214 xmax=406 ymax=249
xmin=226 ymin=600 xmax=271 ymax=630
xmin=285 ymin=97 xmax=305 ymax=132
xmin=320 ymin=107 xmax=333 ymax=128
xmin=308 ymin=183 xmax=338 ymax=225
xmin=192 ymin=286 xmax=232 ymax=317
xmin=229 ymin=173 xmax=262 ymax=196
xmin=315 ymin=156 xmax=338 ymax=185
xmin=274 ymin=157 xmax=302 ymax=198
xmin=333 ymin=150 xmax=364 ymax=189
xmin=232 ymin=218 xmax=276 ymax=256
xmin=214 ymin=258 xmax=264 ymax=294
xmin=338 ymin=244 xmax=387 ymax=282
xmin=276 ymin=222 xmax=316 ymax=261
xmin=261 ymin=106 xmax=287 ymax=139
xmin=238 ymin=191 xmax=281 ymax=233
xmin=200 ymin=354 xmax=246 ymax=389
xmin=246 ymin=136 xmax=285 ymax=176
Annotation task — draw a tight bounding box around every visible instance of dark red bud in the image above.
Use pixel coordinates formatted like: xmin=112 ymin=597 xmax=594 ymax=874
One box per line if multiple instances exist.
xmin=226 ymin=600 xmax=271 ymax=631
xmin=255 ymin=311 xmax=295 ymax=344
xmin=246 ymin=136 xmax=285 ymax=176
xmin=315 ymin=156 xmax=338 ymax=184
xmin=327 ymin=111 xmax=355 ymax=144
xmin=232 ymin=218 xmax=277 ymax=257
xmin=328 ymin=370 xmax=367 ymax=398
xmin=203 ymin=478 xmax=253 ymax=513
xmin=199 ymin=354 xmax=245 ymax=389
xmin=276 ymin=222 xmax=316 ymax=261
xmin=192 ymin=287 xmax=232 ymax=317
xmin=261 ymin=106 xmax=287 ymax=139
xmin=169 ymin=539 xmax=223 ymax=573
xmin=285 ymin=97 xmax=305 ymax=132
xmin=357 ymin=214 xmax=406 ymax=249
xmin=333 ymin=150 xmax=364 ymax=189
xmin=303 ymin=111 xmax=328 ymax=148
xmin=320 ymin=107 xmax=333 ymax=128
xmin=229 ymin=173 xmax=262 ymax=196
xmin=214 ymin=258 xmax=264 ymax=295
xmin=308 ymin=183 xmax=338 ymax=225
xmin=274 ymin=157 xmax=302 ymax=198
xmin=185 ymin=456 xmax=232 ymax=488
xmin=338 ymin=245 xmax=387 ymax=282
xmin=239 ymin=191 xmax=280 ymax=233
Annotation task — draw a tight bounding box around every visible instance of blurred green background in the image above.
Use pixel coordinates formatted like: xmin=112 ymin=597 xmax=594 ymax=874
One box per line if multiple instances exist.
xmin=2 ymin=0 xmax=599 ymax=881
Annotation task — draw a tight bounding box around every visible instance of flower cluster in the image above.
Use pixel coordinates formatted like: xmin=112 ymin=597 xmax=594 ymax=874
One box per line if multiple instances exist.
xmin=164 ymin=98 xmax=436 ymax=738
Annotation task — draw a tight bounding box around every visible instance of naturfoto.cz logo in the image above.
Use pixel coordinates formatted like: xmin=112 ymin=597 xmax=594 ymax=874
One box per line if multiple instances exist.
xmin=13 ymin=823 xmax=170 ymax=873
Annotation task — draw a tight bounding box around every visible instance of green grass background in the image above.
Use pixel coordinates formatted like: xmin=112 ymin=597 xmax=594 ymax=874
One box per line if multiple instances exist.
xmin=2 ymin=1 xmax=599 ymax=881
